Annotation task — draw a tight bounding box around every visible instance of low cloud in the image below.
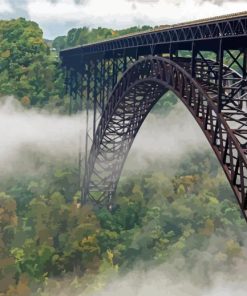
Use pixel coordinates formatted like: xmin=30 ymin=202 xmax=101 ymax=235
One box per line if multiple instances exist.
xmin=0 ymin=96 xmax=214 ymax=177
xmin=125 ymin=102 xmax=210 ymax=173
xmin=42 ymin=235 xmax=247 ymax=296
xmin=92 ymin=265 xmax=247 ymax=296
xmin=0 ymin=95 xmax=213 ymax=178
xmin=0 ymin=97 xmax=83 ymax=176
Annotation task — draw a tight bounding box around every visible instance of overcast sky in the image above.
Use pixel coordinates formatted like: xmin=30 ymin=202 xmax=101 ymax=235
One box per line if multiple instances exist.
xmin=1 ymin=0 xmax=247 ymax=39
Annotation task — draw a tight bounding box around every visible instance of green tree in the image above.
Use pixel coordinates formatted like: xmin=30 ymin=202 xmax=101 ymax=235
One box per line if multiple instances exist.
xmin=0 ymin=18 xmax=66 ymax=108
xmin=0 ymin=193 xmax=18 ymax=294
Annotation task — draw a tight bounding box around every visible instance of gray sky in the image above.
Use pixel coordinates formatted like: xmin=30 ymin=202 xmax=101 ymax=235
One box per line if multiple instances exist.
xmin=1 ymin=0 xmax=247 ymax=39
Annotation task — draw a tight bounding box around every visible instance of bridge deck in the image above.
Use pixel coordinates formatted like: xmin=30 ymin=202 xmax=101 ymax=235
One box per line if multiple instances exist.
xmin=60 ymin=11 xmax=247 ymax=61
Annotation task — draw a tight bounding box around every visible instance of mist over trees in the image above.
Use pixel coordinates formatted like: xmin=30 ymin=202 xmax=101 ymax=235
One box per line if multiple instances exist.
xmin=0 ymin=17 xmax=246 ymax=295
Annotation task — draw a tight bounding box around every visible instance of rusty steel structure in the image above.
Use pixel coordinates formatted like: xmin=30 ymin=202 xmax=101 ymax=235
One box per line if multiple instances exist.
xmin=60 ymin=12 xmax=247 ymax=220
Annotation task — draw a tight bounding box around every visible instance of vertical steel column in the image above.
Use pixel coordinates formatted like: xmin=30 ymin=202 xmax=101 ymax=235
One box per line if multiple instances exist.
xmin=69 ymin=69 xmax=81 ymax=115
xmin=69 ymin=69 xmax=73 ymax=115
xmin=93 ymin=60 xmax=98 ymax=139
xmin=78 ymin=66 xmax=86 ymax=204
xmin=64 ymin=66 xmax=69 ymax=95
xmin=82 ymin=62 xmax=92 ymax=204
xmin=217 ymin=39 xmax=224 ymax=113
xmin=123 ymin=52 xmax=127 ymax=72
xmin=103 ymin=58 xmax=111 ymax=109
xmin=112 ymin=53 xmax=118 ymax=89
xmin=106 ymin=59 xmax=111 ymax=100
xmin=169 ymin=43 xmax=173 ymax=60
xmin=100 ymin=58 xmax=105 ymax=112
xmin=240 ymin=49 xmax=247 ymax=110
xmin=74 ymin=71 xmax=83 ymax=113
xmin=67 ymin=68 xmax=86 ymax=204
xmin=243 ymin=48 xmax=247 ymax=79
xmin=191 ymin=42 xmax=197 ymax=78
xmin=92 ymin=58 xmax=105 ymax=138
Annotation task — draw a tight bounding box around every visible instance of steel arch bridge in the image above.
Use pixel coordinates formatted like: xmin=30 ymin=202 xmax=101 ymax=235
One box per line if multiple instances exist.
xmin=60 ymin=12 xmax=247 ymax=220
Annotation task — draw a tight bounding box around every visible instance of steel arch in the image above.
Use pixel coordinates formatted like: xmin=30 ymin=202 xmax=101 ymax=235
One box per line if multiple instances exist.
xmin=84 ymin=56 xmax=247 ymax=219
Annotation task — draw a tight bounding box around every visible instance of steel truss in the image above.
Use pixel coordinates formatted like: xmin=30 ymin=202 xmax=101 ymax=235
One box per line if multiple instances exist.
xmin=66 ymin=54 xmax=138 ymax=203
xmin=61 ymin=12 xmax=247 ymax=59
xmin=80 ymin=55 xmax=247 ymax=218
xmin=62 ymin=13 xmax=247 ymax=220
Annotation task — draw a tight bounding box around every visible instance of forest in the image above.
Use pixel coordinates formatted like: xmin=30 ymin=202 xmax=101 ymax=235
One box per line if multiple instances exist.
xmin=0 ymin=18 xmax=247 ymax=296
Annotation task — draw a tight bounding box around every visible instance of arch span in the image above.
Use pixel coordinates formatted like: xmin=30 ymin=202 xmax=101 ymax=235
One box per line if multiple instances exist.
xmin=84 ymin=56 xmax=247 ymax=220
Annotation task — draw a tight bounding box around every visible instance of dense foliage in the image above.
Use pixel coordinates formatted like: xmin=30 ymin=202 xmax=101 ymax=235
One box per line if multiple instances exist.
xmin=0 ymin=151 xmax=246 ymax=295
xmin=0 ymin=18 xmax=66 ymax=109
xmin=0 ymin=17 xmax=246 ymax=295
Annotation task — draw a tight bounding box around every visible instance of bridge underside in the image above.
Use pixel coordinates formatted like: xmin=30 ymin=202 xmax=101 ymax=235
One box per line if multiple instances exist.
xmin=61 ymin=13 xmax=247 ymax=220
xmin=84 ymin=57 xmax=247 ymax=217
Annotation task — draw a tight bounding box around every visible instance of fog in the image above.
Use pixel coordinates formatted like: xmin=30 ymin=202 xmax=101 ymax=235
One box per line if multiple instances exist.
xmin=92 ymin=266 xmax=247 ymax=296
xmin=86 ymin=225 xmax=242 ymax=296
xmin=0 ymin=96 xmax=211 ymax=177
xmin=44 ymin=239 xmax=247 ymax=296
xmin=0 ymin=97 xmax=83 ymax=176
xmin=1 ymin=96 xmax=246 ymax=295
xmin=125 ymin=102 xmax=210 ymax=173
